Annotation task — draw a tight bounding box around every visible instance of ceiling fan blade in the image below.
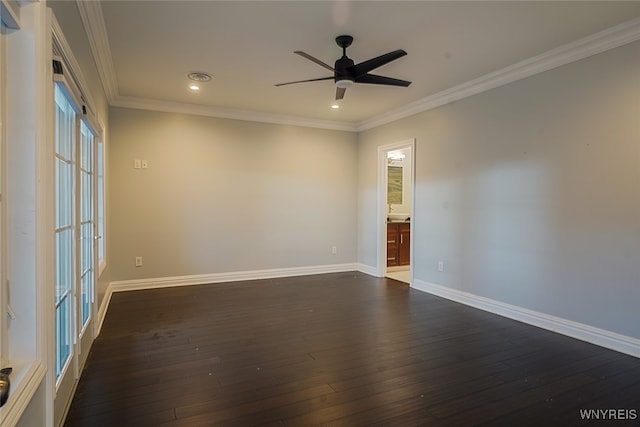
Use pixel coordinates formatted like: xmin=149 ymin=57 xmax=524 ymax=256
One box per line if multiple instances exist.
xmin=355 ymin=73 xmax=411 ymax=87
xmin=336 ymin=86 xmax=346 ymax=100
xmin=294 ymin=51 xmax=335 ymax=72
xmin=352 ymin=49 xmax=407 ymax=76
xmin=275 ymin=76 xmax=334 ymax=87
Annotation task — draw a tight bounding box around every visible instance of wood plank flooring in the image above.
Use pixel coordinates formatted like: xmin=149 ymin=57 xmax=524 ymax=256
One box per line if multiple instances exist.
xmin=64 ymin=272 xmax=640 ymax=426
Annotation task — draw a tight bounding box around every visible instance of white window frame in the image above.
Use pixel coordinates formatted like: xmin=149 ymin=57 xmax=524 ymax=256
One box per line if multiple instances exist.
xmin=1 ymin=0 xmax=24 ymax=387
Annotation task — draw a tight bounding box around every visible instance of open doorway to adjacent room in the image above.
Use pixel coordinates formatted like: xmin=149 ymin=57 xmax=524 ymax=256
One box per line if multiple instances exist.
xmin=377 ymin=139 xmax=415 ymax=284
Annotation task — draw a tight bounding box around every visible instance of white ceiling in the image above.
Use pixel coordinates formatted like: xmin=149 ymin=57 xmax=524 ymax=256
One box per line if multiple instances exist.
xmin=58 ymin=1 xmax=640 ymax=127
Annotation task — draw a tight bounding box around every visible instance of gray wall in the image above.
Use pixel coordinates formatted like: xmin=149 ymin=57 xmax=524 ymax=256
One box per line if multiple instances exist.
xmin=108 ymin=108 xmax=358 ymax=281
xmin=358 ymin=41 xmax=640 ymax=339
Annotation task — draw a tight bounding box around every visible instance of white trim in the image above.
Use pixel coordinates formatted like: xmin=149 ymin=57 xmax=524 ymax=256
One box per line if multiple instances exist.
xmin=0 ymin=360 xmax=46 ymax=427
xmin=55 ymin=381 xmax=75 ymax=427
xmin=357 ymin=263 xmax=380 ymax=277
xmin=111 ymin=95 xmax=358 ymax=132
xmin=110 ymin=263 xmax=358 ymax=292
xmin=412 ymin=279 xmax=640 ymax=359
xmin=97 ymin=259 xmax=106 ymax=277
xmin=357 ymin=17 xmax=640 ymax=131
xmin=75 ymin=0 xmax=118 ymax=103
xmin=94 ymin=284 xmax=112 ymax=337
xmin=76 ymin=0 xmax=356 ymax=132
xmin=39 ymin=6 xmax=56 ymax=427
xmin=80 ymin=5 xmax=640 ymax=132
xmin=74 ymin=0 xmax=354 ymax=131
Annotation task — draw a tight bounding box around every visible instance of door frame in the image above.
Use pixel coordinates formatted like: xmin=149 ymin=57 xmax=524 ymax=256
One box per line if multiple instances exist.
xmin=377 ymin=138 xmax=416 ymax=281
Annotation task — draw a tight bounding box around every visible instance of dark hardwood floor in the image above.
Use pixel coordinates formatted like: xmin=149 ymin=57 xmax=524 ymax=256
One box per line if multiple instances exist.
xmin=64 ymin=272 xmax=640 ymax=426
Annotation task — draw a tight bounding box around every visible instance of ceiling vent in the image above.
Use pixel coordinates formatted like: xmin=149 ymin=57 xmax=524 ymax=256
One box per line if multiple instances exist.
xmin=187 ymin=72 xmax=213 ymax=82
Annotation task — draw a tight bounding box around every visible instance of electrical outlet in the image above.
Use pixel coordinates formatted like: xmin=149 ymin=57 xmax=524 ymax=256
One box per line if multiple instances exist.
xmin=135 ymin=256 xmax=143 ymax=267
xmin=438 ymin=261 xmax=444 ymax=272
xmin=332 ymin=246 xmax=337 ymax=254
xmin=134 ymin=159 xmax=141 ymax=169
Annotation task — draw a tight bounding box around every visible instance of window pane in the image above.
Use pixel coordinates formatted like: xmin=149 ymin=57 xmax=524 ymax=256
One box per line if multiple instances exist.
xmin=55 ymin=228 xmax=73 ymax=301
xmin=54 ymin=83 xmax=75 ymax=381
xmin=81 ymin=172 xmax=90 ymax=221
xmin=55 ymin=158 xmax=60 ymax=228
xmin=81 ymin=268 xmax=92 ymax=326
xmin=97 ymin=141 xmax=104 ymax=262
xmin=56 ymin=296 xmax=71 ymax=377
xmin=79 ymin=120 xmax=94 ymax=327
xmin=80 ymin=121 xmax=93 ymax=173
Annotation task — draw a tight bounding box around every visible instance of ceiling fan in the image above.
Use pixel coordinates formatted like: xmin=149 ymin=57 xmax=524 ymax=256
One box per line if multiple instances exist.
xmin=275 ymin=35 xmax=411 ymax=101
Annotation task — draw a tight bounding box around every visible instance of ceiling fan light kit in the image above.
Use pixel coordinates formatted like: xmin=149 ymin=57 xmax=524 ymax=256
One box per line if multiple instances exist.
xmin=335 ymin=79 xmax=354 ymax=89
xmin=276 ymin=35 xmax=411 ymax=102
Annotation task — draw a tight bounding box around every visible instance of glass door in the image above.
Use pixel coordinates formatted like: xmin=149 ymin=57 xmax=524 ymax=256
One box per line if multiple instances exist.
xmin=54 ymin=84 xmax=76 ymax=384
xmin=54 ymin=83 xmax=97 ymax=422
xmin=77 ymin=120 xmax=95 ymax=361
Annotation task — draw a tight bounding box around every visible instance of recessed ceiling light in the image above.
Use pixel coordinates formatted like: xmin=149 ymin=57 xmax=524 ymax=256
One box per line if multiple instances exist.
xmin=331 ymin=103 xmax=340 ymax=109
xmin=189 ymin=84 xmax=200 ymax=91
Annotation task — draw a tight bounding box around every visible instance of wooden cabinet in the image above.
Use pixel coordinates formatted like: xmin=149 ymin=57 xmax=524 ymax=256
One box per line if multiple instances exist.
xmin=387 ymin=222 xmax=410 ymax=267
xmin=398 ymin=223 xmax=410 ymax=265
xmin=386 ymin=224 xmax=399 ymax=266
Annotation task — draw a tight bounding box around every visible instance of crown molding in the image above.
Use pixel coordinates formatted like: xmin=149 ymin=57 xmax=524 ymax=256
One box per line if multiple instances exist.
xmin=356 ymin=16 xmax=640 ymax=132
xmin=111 ymin=95 xmax=359 ymax=132
xmin=76 ymin=0 xmax=118 ymax=102
xmin=78 ymin=3 xmax=640 ymax=133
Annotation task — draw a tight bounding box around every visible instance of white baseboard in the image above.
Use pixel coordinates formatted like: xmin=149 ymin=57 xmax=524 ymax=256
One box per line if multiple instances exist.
xmin=94 ymin=284 xmax=113 ymax=337
xmin=109 ymin=263 xmax=359 ymax=293
xmin=357 ymin=263 xmax=381 ymax=277
xmin=412 ymin=279 xmax=640 ymax=358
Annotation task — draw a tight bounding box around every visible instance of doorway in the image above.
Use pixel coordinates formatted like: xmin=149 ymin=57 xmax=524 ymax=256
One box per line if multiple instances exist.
xmin=377 ymin=139 xmax=415 ymax=284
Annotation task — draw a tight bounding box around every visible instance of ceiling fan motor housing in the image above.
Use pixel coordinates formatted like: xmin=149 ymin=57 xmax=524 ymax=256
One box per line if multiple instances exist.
xmin=334 ymin=56 xmax=355 ymax=86
xmin=334 ymin=35 xmax=355 ymax=86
